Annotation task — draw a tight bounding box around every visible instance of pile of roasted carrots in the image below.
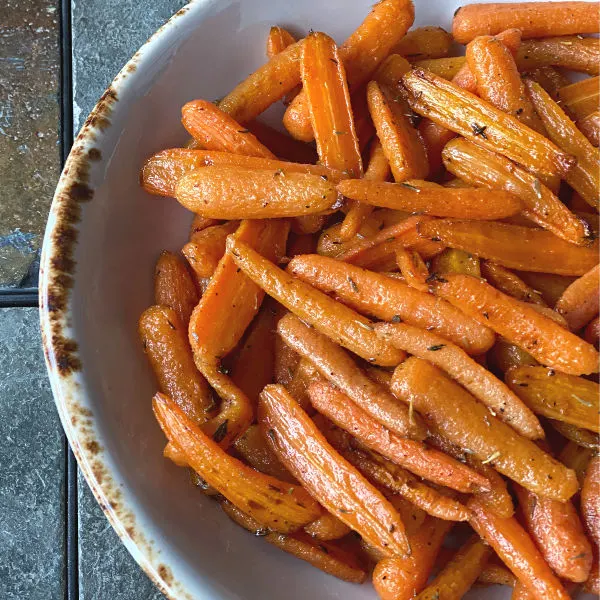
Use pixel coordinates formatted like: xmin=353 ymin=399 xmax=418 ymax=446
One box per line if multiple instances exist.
xmin=139 ymin=1 xmax=600 ymax=597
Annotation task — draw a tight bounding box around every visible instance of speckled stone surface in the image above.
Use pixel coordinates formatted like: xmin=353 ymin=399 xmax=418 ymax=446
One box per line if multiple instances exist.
xmin=0 ymin=0 xmax=60 ymax=288
xmin=71 ymin=3 xmax=184 ymax=596
xmin=0 ymin=308 xmax=65 ymax=599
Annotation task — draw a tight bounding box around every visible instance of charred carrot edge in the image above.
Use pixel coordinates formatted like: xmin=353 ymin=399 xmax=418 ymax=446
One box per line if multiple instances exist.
xmin=154 ymin=250 xmax=199 ymax=327
xmin=308 ymin=380 xmax=490 ymax=494
xmin=452 ymin=2 xmax=599 ymax=43
xmin=260 ymin=384 xmax=410 ymax=556
xmin=226 ymin=236 xmax=405 ymax=367
xmin=515 ymin=485 xmax=592 ymax=582
xmin=516 ymin=37 xmax=600 ymax=75
xmin=287 ymin=253 xmax=496 ymax=355
xmin=302 ymin=32 xmax=363 ymax=177
xmin=181 ymin=100 xmax=275 ymax=158
xmin=283 ymin=0 xmax=415 ymax=142
xmin=468 ymin=496 xmax=571 ymax=600
xmin=481 ymin=262 xmax=546 ymax=306
xmin=375 ymin=322 xmax=544 ymax=439
xmin=401 ymin=68 xmax=574 ymax=178
xmin=554 ymin=265 xmax=599 ymax=331
xmin=182 ymin=222 xmax=239 ymax=280
xmin=153 ymin=392 xmax=321 ymax=531
xmin=266 ymin=26 xmax=296 ymax=59
xmin=392 ymin=26 xmax=452 ymax=60
xmin=558 ymin=76 xmax=600 ymax=121
xmin=277 ymin=313 xmax=424 ymax=440
xmin=392 ymin=357 xmax=578 ymax=502
xmin=582 ymin=456 xmax=600 ymax=547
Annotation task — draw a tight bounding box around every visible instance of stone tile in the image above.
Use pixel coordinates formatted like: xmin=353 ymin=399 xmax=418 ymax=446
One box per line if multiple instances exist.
xmin=0 ymin=1 xmax=61 ymax=288
xmin=0 ymin=308 xmax=66 ymax=599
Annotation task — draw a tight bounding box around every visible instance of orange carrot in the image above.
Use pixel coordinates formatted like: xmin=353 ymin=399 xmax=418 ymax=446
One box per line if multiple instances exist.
xmin=376 ymin=322 xmax=543 ymax=439
xmin=181 ymin=100 xmax=275 ymax=158
xmin=189 ymin=214 xmax=220 ymax=238
xmin=266 ymin=26 xmax=295 ymax=59
xmin=525 ymin=66 xmax=571 ymax=100
xmin=584 ymin=315 xmax=600 ymax=347
xmin=286 ymin=357 xmax=321 ymax=412
xmin=287 ymin=254 xmax=496 ymax=355
xmin=432 ymin=248 xmax=481 ymax=278
xmin=478 ymin=563 xmax=517 ymax=587
xmin=418 ymin=118 xmax=458 ymax=175
xmin=277 ymin=313 xmax=423 ymax=440
xmin=153 ymin=392 xmax=321 ymax=532
xmin=419 ymin=220 xmax=598 ymax=275
xmin=395 ymin=247 xmax=429 ymax=292
xmin=303 ymin=512 xmax=351 ymax=541
xmin=452 ymin=3 xmax=600 ymax=43
xmin=555 ymin=265 xmax=599 ymax=331
xmin=577 ymin=110 xmax=600 ymax=147
xmin=308 ymin=380 xmax=490 ymax=494
xmin=468 ymin=496 xmax=571 ymax=600
xmin=429 ymin=272 xmax=599 ymax=375
xmin=302 ymin=32 xmax=363 ymax=178
xmin=392 ymin=26 xmax=452 ymax=59
xmin=274 ymin=333 xmax=299 ymax=387
xmin=392 ymin=358 xmax=578 ymax=501
xmin=582 ymin=456 xmax=600 ymax=547
xmin=551 ymin=421 xmax=599 ymax=451
xmin=260 ymin=384 xmax=410 ymax=556
xmin=413 ymin=57 xmax=466 ymax=79
xmin=560 ymin=441 xmax=594 ymax=485
xmin=517 ymin=36 xmax=600 ymax=75
xmin=481 ymin=262 xmax=546 ymax=306
xmin=558 ymin=76 xmax=600 ymax=121
xmin=226 ymin=237 xmax=405 ymax=367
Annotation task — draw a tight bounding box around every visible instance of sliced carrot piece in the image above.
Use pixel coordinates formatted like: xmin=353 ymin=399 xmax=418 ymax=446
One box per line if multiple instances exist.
xmin=525 ymin=66 xmax=571 ymax=100
xmin=413 ymin=57 xmax=466 ymax=80
xmin=392 ymin=358 xmax=578 ymax=501
xmin=577 ymin=110 xmax=600 ymax=147
xmin=287 ymin=253 xmax=495 ymax=355
xmin=478 ymin=563 xmax=517 ymax=587
xmin=395 ymin=247 xmax=429 ymax=292
xmin=558 ymin=76 xmax=600 ymax=121
xmin=431 ymin=248 xmax=481 ymax=278
xmin=189 ymin=214 xmax=220 ymax=238
xmin=266 ymin=26 xmax=296 ymax=59
xmin=392 ymin=26 xmax=452 ymax=59
xmin=582 ymin=456 xmax=600 ymax=547
xmin=303 ymin=512 xmax=351 ymax=542
xmin=517 ymin=36 xmax=600 ymax=75
xmin=376 ymin=322 xmax=543 ymax=439
xmin=551 ymin=421 xmax=598 ymax=451
xmin=584 ymin=315 xmax=600 ymax=347
xmin=260 ymin=384 xmax=410 ymax=556
xmin=226 ymin=237 xmax=405 ymax=367
xmin=481 ymin=262 xmax=546 ymax=306
xmin=560 ymin=441 xmax=594 ymax=486
xmin=286 ymin=357 xmax=321 ymax=412
xmin=555 ymin=265 xmax=600 ymax=331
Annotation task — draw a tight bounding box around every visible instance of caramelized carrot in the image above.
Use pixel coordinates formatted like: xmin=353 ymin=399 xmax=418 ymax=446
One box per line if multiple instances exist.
xmin=555 ymin=265 xmax=599 ymax=331
xmin=189 ymin=214 xmax=220 ymax=238
xmin=413 ymin=57 xmax=466 ymax=79
xmin=304 ymin=512 xmax=351 ymax=541
xmin=478 ymin=563 xmax=517 ymax=587
xmin=266 ymin=26 xmax=296 ymax=59
xmin=287 ymin=254 xmax=495 ymax=355
xmin=395 ymin=247 xmax=429 ymax=292
xmin=584 ymin=315 xmax=600 ymax=347
xmin=582 ymin=456 xmax=600 ymax=547
xmin=552 ymin=421 xmax=599 ymax=451
xmin=260 ymin=384 xmax=410 ymax=556
xmin=481 ymin=262 xmax=546 ymax=306
xmin=286 ymin=357 xmax=321 ymax=412
xmin=558 ymin=76 xmax=600 ymax=121
xmin=392 ymin=26 xmax=452 ymax=59
xmin=432 ymin=248 xmax=481 ymax=278
xmin=577 ymin=110 xmax=600 ymax=147
xmin=418 ymin=118 xmax=458 ymax=175
xmin=517 ymin=36 xmax=600 ymax=75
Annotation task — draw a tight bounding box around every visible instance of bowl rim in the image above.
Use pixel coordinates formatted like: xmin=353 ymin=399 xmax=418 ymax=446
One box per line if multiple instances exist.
xmin=39 ymin=2 xmax=208 ymax=598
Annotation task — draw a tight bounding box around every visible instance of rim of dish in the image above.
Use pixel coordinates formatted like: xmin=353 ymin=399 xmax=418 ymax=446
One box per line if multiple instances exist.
xmin=39 ymin=2 xmax=210 ymax=598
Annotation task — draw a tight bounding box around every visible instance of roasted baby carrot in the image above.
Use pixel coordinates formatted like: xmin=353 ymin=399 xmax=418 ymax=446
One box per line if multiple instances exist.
xmin=560 ymin=441 xmax=594 ymax=486
xmin=478 ymin=563 xmax=517 ymax=587
xmin=442 ymin=139 xmax=591 ymax=245
xmin=308 ymin=381 xmax=490 ymax=494
xmin=392 ymin=26 xmax=452 ymax=59
xmin=287 ymin=254 xmax=495 ymax=355
xmin=277 ymin=314 xmax=423 ymax=440
xmin=304 ymin=512 xmax=351 ymax=541
xmin=376 ymin=322 xmax=543 ymax=439
xmin=283 ymin=0 xmax=415 ymax=141
xmin=154 ymin=250 xmax=199 ymax=327
xmin=555 ymin=265 xmax=599 ymax=331
xmin=526 ymin=79 xmax=600 ymax=210
xmin=452 ymin=2 xmax=599 ymax=43
xmin=413 ymin=57 xmax=466 ymax=79
xmin=506 ymin=366 xmax=600 ymax=433
xmin=431 ymin=248 xmax=481 ymax=278
xmin=419 ymin=220 xmax=598 ymax=275
xmin=367 ymin=81 xmax=429 ymax=182
xmin=260 ymin=384 xmax=410 ymax=556
xmin=266 ymin=26 xmax=296 ymax=59
xmin=468 ymin=496 xmax=571 ymax=600
xmin=176 ymin=167 xmax=339 ymax=219
xmin=415 ymin=536 xmax=492 ymax=600
xmin=139 ymin=306 xmax=214 ymax=424
xmin=392 ymin=358 xmax=578 ymax=501
xmin=577 ymin=110 xmax=600 ymax=147
xmin=552 ymin=421 xmax=599 ymax=451
xmin=481 ymin=262 xmax=546 ymax=306
xmin=584 ymin=315 xmax=600 ymax=347
xmin=582 ymin=456 xmax=600 ymax=547
xmin=181 ymin=100 xmax=275 ymax=158
xmin=526 ymin=66 xmax=571 ymax=100
xmin=286 ymin=357 xmax=321 ymax=411
xmin=153 ymin=392 xmax=320 ymax=531
xmin=302 ymin=32 xmax=363 ymax=178
xmin=517 ymin=36 xmax=600 ymax=75
xmin=226 ymin=237 xmax=404 ymax=367
xmin=395 ymin=247 xmax=429 ymax=291
xmin=338 ymin=178 xmax=522 ymax=219
xmin=402 ymin=68 xmax=575 ymax=178
xmin=515 ymin=485 xmax=592 ymax=582
xmin=274 ymin=333 xmax=299 ymax=387
xmin=558 ymin=76 xmax=600 ymax=121
xmin=218 ymin=40 xmax=304 ymax=124
xmin=189 ymin=214 xmax=220 ymax=238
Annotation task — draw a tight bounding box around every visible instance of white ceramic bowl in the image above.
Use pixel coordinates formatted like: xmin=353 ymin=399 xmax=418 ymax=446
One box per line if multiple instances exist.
xmin=40 ymin=1 xmax=588 ymax=598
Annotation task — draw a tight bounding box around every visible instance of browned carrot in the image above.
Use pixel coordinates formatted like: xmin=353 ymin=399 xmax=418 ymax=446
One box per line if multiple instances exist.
xmin=559 ymin=76 xmax=600 ymax=121
xmin=481 ymin=262 xmax=546 ymax=306
xmin=392 ymin=26 xmax=452 ymax=59
xmin=560 ymin=440 xmax=594 ymax=485
xmin=517 ymin=271 xmax=576 ymax=306
xmin=139 ymin=306 xmax=214 ymax=425
xmin=584 ymin=315 xmax=600 ymax=347
xmin=515 ymin=485 xmax=592 ymax=582
xmin=442 ymin=139 xmax=591 ymax=245
xmin=419 ymin=220 xmax=598 ymax=275
xmin=338 ymin=178 xmax=522 ymax=219
xmin=468 ymin=496 xmax=571 ymax=600
xmin=277 ymin=313 xmax=424 ymax=440
xmin=582 ymin=456 xmax=600 ymax=547
xmin=266 ymin=26 xmax=295 ymax=59
xmin=577 ymin=110 xmax=600 ymax=147
xmin=181 ymin=100 xmax=275 ymax=158
xmin=303 ymin=512 xmax=351 ymax=541
xmin=154 ymin=250 xmax=199 ymax=327
xmin=418 ymin=118 xmax=458 ymax=174
xmin=376 ymin=322 xmax=543 ymax=439
xmin=392 ymin=358 xmax=578 ymax=501
xmin=245 ymin=120 xmax=319 ymax=163
xmin=260 ymin=384 xmax=410 ymax=556
xmin=552 ymin=421 xmax=599 ymax=451
xmin=517 ymin=36 xmax=600 ymax=75
xmin=308 ymin=380 xmax=490 ymax=494
xmin=432 ymin=248 xmax=481 ymax=278
xmin=286 ymin=357 xmax=321 ymax=412
xmin=395 ymin=247 xmax=429 ymax=292
xmin=302 ymin=32 xmax=362 ymax=178
xmin=163 ymin=441 xmax=188 ymax=467
xmin=525 ymin=66 xmax=571 ymax=100
xmin=153 ymin=392 xmax=321 ymax=531
xmin=526 ymin=80 xmax=600 ymax=210
xmin=274 ymin=333 xmax=299 ymax=387
xmin=189 ymin=214 xmax=220 ymax=238
xmin=585 ymin=557 xmax=600 ymax=595
xmin=373 ymin=518 xmax=453 ymax=600
xmin=367 ymin=81 xmax=429 ymax=182
xmin=218 ymin=40 xmax=304 ymax=124
xmin=226 ymin=237 xmax=405 ymax=367
xmin=402 ymin=68 xmax=575 ymax=178
xmin=413 ymin=57 xmax=466 ymax=79
xmin=555 ymin=265 xmax=599 ymax=331
xmin=478 ymin=563 xmax=517 ymax=587
xmin=287 ymin=254 xmax=496 ymax=355
xmin=415 ymin=536 xmax=492 ymax=600
xmin=283 ymin=0 xmax=415 ymax=142
xmin=452 ymin=3 xmax=600 ymax=43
